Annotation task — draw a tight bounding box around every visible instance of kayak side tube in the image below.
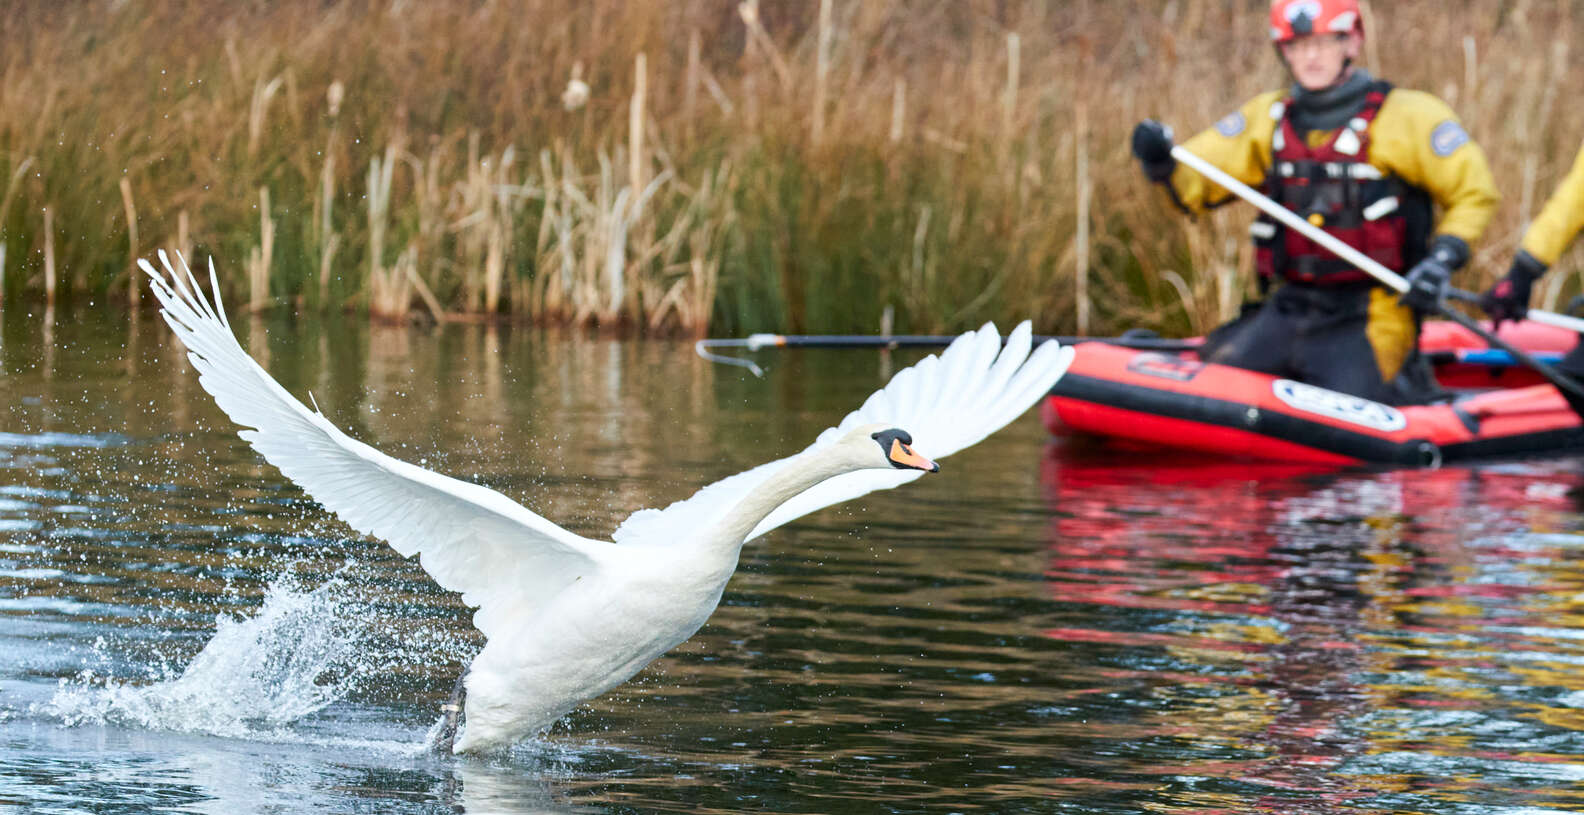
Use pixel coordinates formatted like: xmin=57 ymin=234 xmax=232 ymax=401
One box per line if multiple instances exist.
xmin=1043 ymin=343 xmax=1584 ymax=465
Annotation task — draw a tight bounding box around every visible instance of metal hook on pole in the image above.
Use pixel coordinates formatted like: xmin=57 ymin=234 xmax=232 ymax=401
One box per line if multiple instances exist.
xmin=694 ymin=338 xmax=765 ymax=377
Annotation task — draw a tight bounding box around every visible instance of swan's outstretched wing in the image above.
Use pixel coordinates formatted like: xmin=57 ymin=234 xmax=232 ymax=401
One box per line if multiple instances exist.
xmin=613 ymin=322 xmax=1073 ymax=545
xmin=140 ymin=251 xmax=604 ymax=640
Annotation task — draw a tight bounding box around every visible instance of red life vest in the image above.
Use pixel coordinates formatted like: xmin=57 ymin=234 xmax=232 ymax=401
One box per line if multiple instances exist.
xmin=1252 ymin=81 xmax=1431 ymax=285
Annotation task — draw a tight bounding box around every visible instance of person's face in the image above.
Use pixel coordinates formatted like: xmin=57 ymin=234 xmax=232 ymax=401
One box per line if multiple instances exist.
xmin=1279 ymin=30 xmax=1361 ymax=91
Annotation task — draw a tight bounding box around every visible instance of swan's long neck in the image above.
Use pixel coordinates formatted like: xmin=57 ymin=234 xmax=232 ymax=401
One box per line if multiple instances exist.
xmin=699 ymin=449 xmax=856 ymax=565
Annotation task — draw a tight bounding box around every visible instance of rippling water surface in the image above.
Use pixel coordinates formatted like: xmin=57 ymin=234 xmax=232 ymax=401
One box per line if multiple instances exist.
xmin=5 ymin=305 xmax=1584 ymax=813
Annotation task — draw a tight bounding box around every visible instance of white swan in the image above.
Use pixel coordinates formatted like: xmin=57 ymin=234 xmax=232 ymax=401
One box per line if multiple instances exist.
xmin=137 ymin=251 xmax=1074 ymax=754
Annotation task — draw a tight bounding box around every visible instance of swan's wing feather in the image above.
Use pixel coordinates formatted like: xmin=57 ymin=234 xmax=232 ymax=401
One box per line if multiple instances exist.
xmin=613 ymin=322 xmax=1074 ymax=545
xmin=141 ymin=252 xmax=604 ymax=640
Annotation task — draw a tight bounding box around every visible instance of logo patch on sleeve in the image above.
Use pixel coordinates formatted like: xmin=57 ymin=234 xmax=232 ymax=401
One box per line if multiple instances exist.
xmin=1431 ymin=120 xmax=1470 ymax=157
xmin=1215 ymin=111 xmax=1247 ymax=138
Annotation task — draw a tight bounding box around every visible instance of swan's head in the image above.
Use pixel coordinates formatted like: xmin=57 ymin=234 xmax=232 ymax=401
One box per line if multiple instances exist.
xmin=841 ymin=423 xmax=939 ymax=473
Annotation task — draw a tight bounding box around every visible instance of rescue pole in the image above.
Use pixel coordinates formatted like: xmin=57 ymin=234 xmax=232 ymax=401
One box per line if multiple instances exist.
xmin=696 ymin=333 xmax=1198 ymax=377
xmin=1171 ymin=145 xmax=1584 ymax=413
xmin=696 ymin=332 xmax=1565 ymax=376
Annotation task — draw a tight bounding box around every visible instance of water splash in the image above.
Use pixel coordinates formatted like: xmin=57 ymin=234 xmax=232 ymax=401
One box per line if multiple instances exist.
xmin=45 ymin=571 xmax=375 ymax=740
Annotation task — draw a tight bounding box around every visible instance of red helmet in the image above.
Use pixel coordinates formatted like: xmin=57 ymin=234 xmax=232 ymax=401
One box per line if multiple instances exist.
xmin=1269 ymin=0 xmax=1363 ymax=43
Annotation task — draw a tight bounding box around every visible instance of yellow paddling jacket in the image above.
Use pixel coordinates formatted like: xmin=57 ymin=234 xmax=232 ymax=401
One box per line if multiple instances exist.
xmin=1520 ymin=142 xmax=1584 ymax=266
xmin=1166 ymin=87 xmax=1499 ymax=266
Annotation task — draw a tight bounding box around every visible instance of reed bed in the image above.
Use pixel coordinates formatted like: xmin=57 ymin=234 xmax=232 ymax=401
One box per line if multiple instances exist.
xmin=0 ymin=0 xmax=1580 ymax=336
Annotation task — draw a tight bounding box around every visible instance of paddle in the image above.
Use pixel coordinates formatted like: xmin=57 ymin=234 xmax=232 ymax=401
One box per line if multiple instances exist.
xmin=696 ymin=333 xmax=1200 ymax=376
xmin=1170 ymin=145 xmax=1584 ymax=414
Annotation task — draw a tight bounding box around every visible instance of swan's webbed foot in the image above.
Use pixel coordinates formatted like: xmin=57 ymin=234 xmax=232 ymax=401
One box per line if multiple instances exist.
xmin=432 ymin=672 xmax=466 ymax=754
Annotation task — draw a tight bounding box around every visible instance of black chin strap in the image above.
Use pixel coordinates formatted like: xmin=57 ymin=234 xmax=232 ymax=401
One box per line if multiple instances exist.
xmin=1334 ymin=57 xmax=1354 ymax=87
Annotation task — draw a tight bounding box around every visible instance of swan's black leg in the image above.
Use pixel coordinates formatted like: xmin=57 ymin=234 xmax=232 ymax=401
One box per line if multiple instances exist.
xmin=434 ymin=672 xmax=466 ymax=754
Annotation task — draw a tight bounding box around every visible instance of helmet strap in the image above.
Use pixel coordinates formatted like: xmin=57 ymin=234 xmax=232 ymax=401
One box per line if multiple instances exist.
xmin=1334 ymin=57 xmax=1354 ymax=87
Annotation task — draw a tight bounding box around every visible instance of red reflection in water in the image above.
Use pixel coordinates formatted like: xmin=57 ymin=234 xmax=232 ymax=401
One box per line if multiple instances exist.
xmin=1040 ymin=440 xmax=1584 ymax=811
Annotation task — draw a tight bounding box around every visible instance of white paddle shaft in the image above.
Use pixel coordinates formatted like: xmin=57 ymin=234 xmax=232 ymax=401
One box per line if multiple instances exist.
xmin=1170 ymin=145 xmax=1584 ymax=335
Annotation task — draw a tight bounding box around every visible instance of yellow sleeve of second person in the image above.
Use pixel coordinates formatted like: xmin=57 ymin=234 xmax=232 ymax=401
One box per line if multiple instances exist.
xmin=1520 ymin=142 xmax=1584 ymax=267
xmin=1368 ymin=89 xmax=1499 ymax=247
xmin=1165 ymin=91 xmax=1284 ymax=213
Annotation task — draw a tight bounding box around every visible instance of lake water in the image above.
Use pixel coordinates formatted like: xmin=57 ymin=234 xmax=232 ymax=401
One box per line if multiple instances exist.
xmin=4 ymin=303 xmax=1584 ymax=813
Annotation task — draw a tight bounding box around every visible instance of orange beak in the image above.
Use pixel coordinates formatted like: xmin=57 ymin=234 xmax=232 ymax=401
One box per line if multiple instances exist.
xmin=889 ymin=439 xmax=940 ymax=473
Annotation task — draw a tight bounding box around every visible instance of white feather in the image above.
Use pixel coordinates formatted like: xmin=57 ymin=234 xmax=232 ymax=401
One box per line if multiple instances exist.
xmin=139 ymin=251 xmax=1073 ymax=753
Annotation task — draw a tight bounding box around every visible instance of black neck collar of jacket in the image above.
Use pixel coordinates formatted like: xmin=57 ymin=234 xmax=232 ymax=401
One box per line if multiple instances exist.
xmin=1288 ymin=68 xmax=1379 ymax=132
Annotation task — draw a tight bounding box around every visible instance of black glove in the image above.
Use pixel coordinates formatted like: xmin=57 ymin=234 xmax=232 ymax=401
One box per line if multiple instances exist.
xmin=1479 ymin=249 xmax=1546 ymax=327
xmin=1399 ymin=236 xmax=1470 ymax=315
xmin=1131 ymin=120 xmax=1176 ymax=183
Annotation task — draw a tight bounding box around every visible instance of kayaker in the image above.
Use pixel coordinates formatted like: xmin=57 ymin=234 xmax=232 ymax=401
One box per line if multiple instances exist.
xmin=1130 ymin=0 xmax=1500 ymax=405
xmin=1481 ymin=142 xmax=1584 ymax=378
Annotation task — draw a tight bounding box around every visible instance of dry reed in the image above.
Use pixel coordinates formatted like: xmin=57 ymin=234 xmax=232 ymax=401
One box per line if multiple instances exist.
xmin=42 ymin=208 xmax=55 ymax=306
xmin=119 ymin=178 xmax=140 ymax=310
xmin=0 ymin=1 xmax=1580 ymax=337
xmin=246 ymin=186 xmax=274 ymax=312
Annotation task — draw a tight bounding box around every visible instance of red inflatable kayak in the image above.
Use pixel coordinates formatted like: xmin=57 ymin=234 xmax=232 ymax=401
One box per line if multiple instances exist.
xmin=1042 ymin=320 xmax=1584 ymax=465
